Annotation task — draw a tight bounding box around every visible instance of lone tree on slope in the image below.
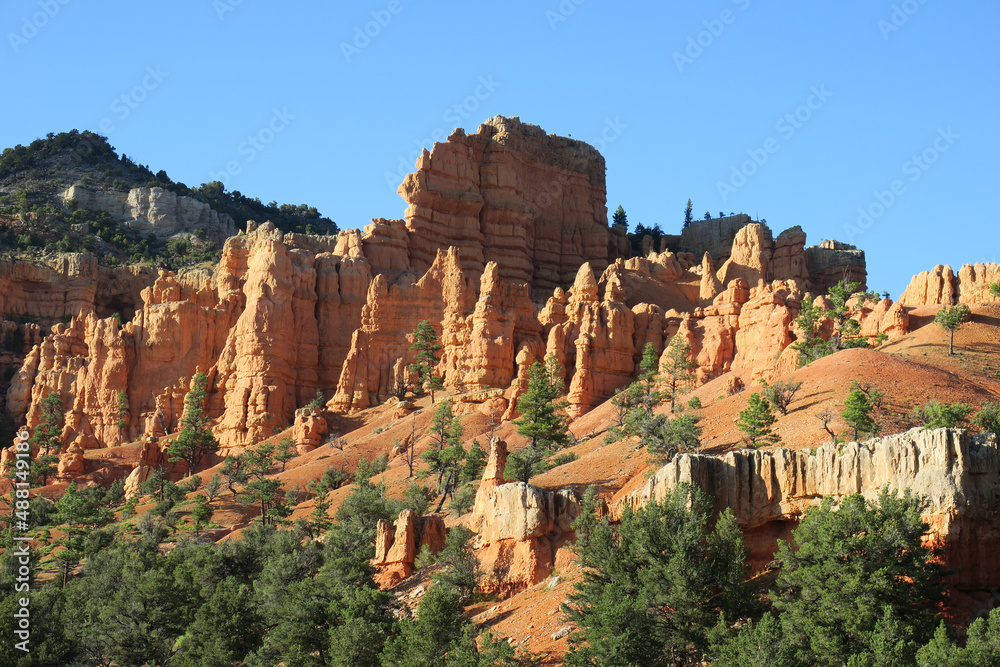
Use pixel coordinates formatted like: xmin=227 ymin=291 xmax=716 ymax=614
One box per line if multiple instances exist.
xmin=736 ymin=392 xmax=779 ymax=446
xmin=934 ymin=304 xmax=971 ymax=355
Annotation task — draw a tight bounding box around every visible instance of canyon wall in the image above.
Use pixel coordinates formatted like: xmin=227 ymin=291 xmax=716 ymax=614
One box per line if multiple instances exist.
xmin=0 ymin=253 xmax=156 ymax=322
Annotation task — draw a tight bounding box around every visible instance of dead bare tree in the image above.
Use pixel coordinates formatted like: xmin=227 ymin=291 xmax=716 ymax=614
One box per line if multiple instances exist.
xmin=815 ymin=409 xmax=838 ymax=442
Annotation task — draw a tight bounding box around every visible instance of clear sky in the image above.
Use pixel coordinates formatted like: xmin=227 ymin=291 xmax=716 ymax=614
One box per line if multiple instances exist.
xmin=4 ymin=0 xmax=997 ymax=297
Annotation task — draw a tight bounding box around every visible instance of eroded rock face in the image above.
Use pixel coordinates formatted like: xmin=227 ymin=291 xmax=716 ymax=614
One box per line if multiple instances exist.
xmin=453 ymin=262 xmax=543 ymax=392
xmin=372 ymin=509 xmax=447 ymax=588
xmin=717 ymin=223 xmax=770 ymax=289
xmin=330 ymin=247 xmax=475 ymax=412
xmin=292 ymin=407 xmax=327 ymax=453
xmin=679 ymin=217 xmax=866 ymax=294
xmin=900 ymin=262 xmax=1000 ymax=306
xmin=369 ymin=116 xmax=611 ymax=295
xmin=469 ymin=438 xmax=580 ymax=596
xmin=0 ymin=254 xmax=156 ymax=323
xmin=731 ymin=282 xmax=800 ymax=381
xmin=542 ymin=263 xmax=636 ymax=418
xmin=804 ymin=239 xmax=867 ymax=293
xmin=61 ymin=185 xmax=236 ymax=243
xmin=679 ymin=214 xmax=757 ymax=263
xmin=8 ymin=225 xmax=368 ymax=453
xmin=618 ymin=428 xmax=1000 ymax=591
xmin=770 ymin=226 xmax=809 ymax=282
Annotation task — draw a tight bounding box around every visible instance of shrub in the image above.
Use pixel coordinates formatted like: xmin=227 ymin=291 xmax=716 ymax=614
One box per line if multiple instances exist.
xmin=760 ymin=379 xmax=802 ymax=415
xmin=911 ymin=401 xmax=972 ymax=429
xmin=736 ymin=393 xmax=779 ymax=446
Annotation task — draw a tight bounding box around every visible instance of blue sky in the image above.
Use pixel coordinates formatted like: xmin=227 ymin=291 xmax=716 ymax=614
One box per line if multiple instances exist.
xmin=3 ymin=0 xmax=997 ymax=296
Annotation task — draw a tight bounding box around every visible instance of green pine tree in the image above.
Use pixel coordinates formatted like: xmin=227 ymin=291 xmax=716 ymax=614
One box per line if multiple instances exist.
xmin=167 ymin=372 xmax=219 ymax=477
xmin=792 ymin=296 xmax=834 ymax=366
xmin=612 ymin=204 xmax=628 ymax=229
xmin=563 ymin=484 xmax=750 ymax=666
xmin=421 ymin=399 xmax=466 ymax=512
xmin=774 ymin=490 xmax=947 ymax=666
xmin=933 ymin=304 xmax=971 ymax=355
xmin=736 ymin=392 xmax=779 ymax=446
xmin=115 ymin=389 xmax=129 ymax=437
xmin=409 ymin=320 xmax=444 ymax=402
xmin=513 ymin=354 xmax=570 ymax=450
xmin=842 ymin=385 xmax=877 ymax=440
xmin=29 ymin=391 xmax=63 ymax=486
xmin=972 ymin=401 xmax=1000 ymax=439
xmin=661 ymin=336 xmax=695 ymax=411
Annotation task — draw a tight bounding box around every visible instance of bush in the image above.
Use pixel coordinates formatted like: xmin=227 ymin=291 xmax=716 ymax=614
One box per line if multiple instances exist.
xmin=687 ymin=396 xmax=702 ymax=409
xmin=550 ymin=451 xmax=579 ymax=467
xmin=972 ymin=401 xmax=1000 ymax=439
xmin=911 ymin=401 xmax=972 ymax=429
xmin=760 ymin=379 xmax=802 ymax=415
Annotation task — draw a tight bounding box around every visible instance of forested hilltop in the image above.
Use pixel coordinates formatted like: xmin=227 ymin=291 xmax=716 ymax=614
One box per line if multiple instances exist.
xmin=0 ymin=130 xmax=336 ymax=269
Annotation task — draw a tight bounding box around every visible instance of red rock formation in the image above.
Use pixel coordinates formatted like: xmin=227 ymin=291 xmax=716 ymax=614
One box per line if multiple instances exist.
xmin=452 ymin=262 xmax=542 ymax=392
xmin=211 ymin=229 xmax=324 ymax=447
xmin=854 ymin=296 xmax=909 ymax=341
xmin=900 ymin=262 xmax=1000 ymax=306
xmin=544 ymin=263 xmax=635 ymax=418
xmin=770 ymin=226 xmax=809 ymax=282
xmin=804 ymin=239 xmax=867 ymax=293
xmin=372 ymin=509 xmax=447 ymax=588
xmin=731 ymin=281 xmax=801 ymax=381
xmin=292 ymin=407 xmax=328 ymax=453
xmin=0 ymin=254 xmax=155 ymax=323
xmin=716 ymin=223 xmax=769 ymax=289
xmin=331 ymin=247 xmax=475 ymax=412
xmin=374 ymin=116 xmax=611 ymax=295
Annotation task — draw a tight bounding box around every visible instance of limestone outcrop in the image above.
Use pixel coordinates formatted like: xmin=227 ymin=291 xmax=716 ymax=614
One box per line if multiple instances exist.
xmin=678 ymin=214 xmax=757 ymax=263
xmin=618 ymin=428 xmax=1000 ymax=590
xmin=899 ymin=262 xmax=1000 ymax=306
xmin=677 ymin=217 xmax=865 ymax=294
xmin=469 ymin=438 xmax=580 ymax=596
xmin=61 ymin=185 xmax=236 ymax=243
